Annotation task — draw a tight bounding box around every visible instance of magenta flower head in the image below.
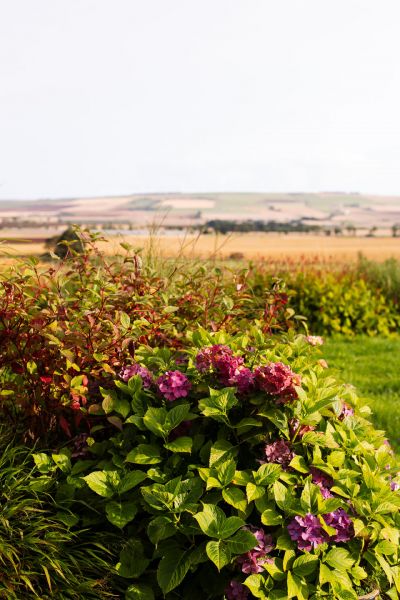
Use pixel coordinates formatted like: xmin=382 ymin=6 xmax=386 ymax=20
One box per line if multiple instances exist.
xmin=310 ymin=467 xmax=333 ymax=499
xmin=120 ymin=363 xmax=153 ymax=389
xmin=195 ymin=344 xmax=244 ymax=386
xmin=237 ymin=527 xmax=274 ymax=574
xmin=232 ymin=367 xmax=255 ymax=395
xmin=288 ymin=513 xmax=329 ymax=551
xmin=324 ymin=508 xmax=354 ymax=543
xmin=157 ymin=370 xmax=191 ymax=402
xmin=265 ymin=439 xmax=294 ymax=468
xmin=224 ymin=580 xmax=249 ymax=600
xmin=254 ymin=362 xmax=301 ymax=401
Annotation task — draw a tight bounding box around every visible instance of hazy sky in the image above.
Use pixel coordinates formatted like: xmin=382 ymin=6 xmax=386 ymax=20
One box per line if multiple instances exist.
xmin=1 ymin=0 xmax=400 ymax=199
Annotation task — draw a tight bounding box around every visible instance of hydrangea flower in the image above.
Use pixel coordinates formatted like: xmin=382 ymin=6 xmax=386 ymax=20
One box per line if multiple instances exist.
xmin=288 ymin=513 xmax=329 ymax=551
xmin=265 ymin=440 xmax=294 ymax=468
xmin=237 ymin=527 xmax=274 ymax=574
xmin=288 ymin=508 xmax=354 ymax=550
xmin=157 ymin=370 xmax=191 ymax=401
xmin=120 ymin=363 xmax=153 ymax=389
xmin=310 ymin=467 xmax=333 ymax=499
xmin=306 ymin=335 xmax=324 ymax=346
xmin=289 ymin=418 xmax=315 ymax=439
xmin=390 ymin=479 xmax=400 ymax=492
xmin=339 ymin=402 xmax=354 ymax=420
xmin=254 ymin=362 xmax=301 ymax=401
xmin=224 ymin=580 xmax=249 ymax=600
xmin=232 ymin=367 xmax=255 ymax=395
xmin=324 ymin=508 xmax=354 ymax=542
xmin=195 ymin=344 xmax=246 ymax=386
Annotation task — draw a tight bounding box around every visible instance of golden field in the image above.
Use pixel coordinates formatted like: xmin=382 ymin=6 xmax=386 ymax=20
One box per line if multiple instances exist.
xmin=1 ymin=231 xmax=400 ymax=264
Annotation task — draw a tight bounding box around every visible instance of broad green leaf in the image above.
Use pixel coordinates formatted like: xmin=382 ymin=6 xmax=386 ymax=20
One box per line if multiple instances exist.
xmin=105 ymin=500 xmax=137 ymax=529
xmin=164 ymin=436 xmax=192 ymax=453
xmin=33 ymin=453 xmax=54 ymax=474
xmin=222 ymin=487 xmax=248 ymax=512
xmin=83 ymin=471 xmax=114 ymax=498
xmin=125 ymin=444 xmax=162 ymax=464
xmin=226 ymin=529 xmax=257 ymax=555
xmin=206 ymin=540 xmax=231 ymax=570
xmin=116 ymin=539 xmax=149 ymax=579
xmin=246 ymin=483 xmax=265 ymax=502
xmin=143 ymin=407 xmax=167 ymax=438
xmin=375 ymin=540 xmax=398 ymax=555
xmin=220 ymin=516 xmax=246 ymax=539
xmin=147 ymin=516 xmax=176 ymax=545
xmin=289 ymin=455 xmax=309 ymax=474
xmin=118 ymin=470 xmax=147 ymax=494
xmin=292 ymin=555 xmax=319 ymax=577
xmin=261 ymin=508 xmax=283 ymax=526
xmin=157 ymin=547 xmax=192 ymax=593
xmin=287 ymin=571 xmax=308 ymax=599
xmin=254 ymin=463 xmax=282 ymax=485
xmin=325 ymin=547 xmax=355 ymax=571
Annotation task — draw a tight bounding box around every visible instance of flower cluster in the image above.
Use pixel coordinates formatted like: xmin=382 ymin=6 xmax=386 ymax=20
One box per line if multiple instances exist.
xmin=306 ymin=335 xmax=324 ymax=346
xmin=195 ymin=346 xmax=300 ymax=400
xmin=224 ymin=580 xmax=249 ymax=600
xmin=237 ymin=527 xmax=274 ymax=574
xmin=254 ymin=362 xmax=301 ymax=401
xmin=310 ymin=467 xmax=333 ymax=499
xmin=157 ymin=370 xmax=191 ymax=402
xmin=288 ymin=509 xmax=354 ymax=551
xmin=265 ymin=440 xmax=294 ymax=468
xmin=120 ymin=363 xmax=153 ymax=389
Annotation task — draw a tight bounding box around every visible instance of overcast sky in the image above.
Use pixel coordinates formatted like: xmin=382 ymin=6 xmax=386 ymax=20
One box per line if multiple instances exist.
xmin=1 ymin=0 xmax=400 ymax=199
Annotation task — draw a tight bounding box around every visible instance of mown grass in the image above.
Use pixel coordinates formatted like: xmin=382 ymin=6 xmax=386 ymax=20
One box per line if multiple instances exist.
xmin=324 ymin=336 xmax=400 ymax=453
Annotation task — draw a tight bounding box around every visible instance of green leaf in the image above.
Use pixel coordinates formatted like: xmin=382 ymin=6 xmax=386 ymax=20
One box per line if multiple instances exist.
xmin=222 ymin=487 xmax=248 ymax=512
xmin=244 ymin=574 xmax=271 ymax=598
xmin=157 ymin=547 xmax=193 ymax=593
xmin=246 ymin=483 xmax=266 ymax=502
xmin=105 ymin=500 xmax=138 ymax=529
xmin=217 ymin=459 xmax=236 ymax=486
xmin=261 ymin=508 xmax=283 ymax=526
xmin=125 ymin=583 xmax=154 ymax=600
xmin=118 ymin=470 xmax=147 ymax=493
xmin=292 ymin=555 xmax=319 ymax=577
xmin=125 ymin=444 xmax=162 ymax=464
xmin=227 ymin=529 xmax=257 ymax=555
xmin=165 ymin=403 xmax=191 ymax=431
xmin=287 ymin=571 xmax=308 ymax=599
xmin=120 ymin=312 xmax=131 ymax=329
xmin=143 ymin=407 xmax=167 ymax=438
xmin=164 ymin=436 xmax=192 ymax=453
xmin=289 ymin=455 xmax=309 ymax=474
xmin=220 ymin=517 xmax=246 ymax=539
xmin=33 ymin=452 xmax=54 ymax=474
xmin=199 ymin=387 xmax=238 ymax=423
xmin=254 ymin=463 xmax=282 ymax=485
xmin=147 ymin=516 xmax=176 ymax=545
xmin=325 ymin=548 xmax=355 ymax=571
xmin=83 ymin=471 xmax=114 ymax=498
xmin=116 ymin=539 xmax=150 ymax=579
xmin=101 ymin=388 xmax=131 ymax=418
xmin=206 ymin=540 xmax=231 ymax=570
xmin=375 ymin=540 xmax=398 ymax=555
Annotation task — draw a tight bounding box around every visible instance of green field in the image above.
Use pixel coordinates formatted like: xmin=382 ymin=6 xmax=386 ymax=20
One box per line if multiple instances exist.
xmin=324 ymin=336 xmax=400 ymax=453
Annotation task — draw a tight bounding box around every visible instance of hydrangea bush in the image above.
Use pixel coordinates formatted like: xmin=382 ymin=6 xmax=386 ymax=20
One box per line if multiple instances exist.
xmin=33 ymin=328 xmax=400 ymax=599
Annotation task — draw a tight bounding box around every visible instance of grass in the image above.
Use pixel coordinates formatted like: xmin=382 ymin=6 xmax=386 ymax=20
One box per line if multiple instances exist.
xmin=324 ymin=336 xmax=400 ymax=453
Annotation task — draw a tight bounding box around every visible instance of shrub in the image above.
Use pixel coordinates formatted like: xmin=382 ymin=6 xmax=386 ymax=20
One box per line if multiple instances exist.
xmin=0 ymin=238 xmax=295 ymax=444
xmin=32 ymin=329 xmax=400 ymax=599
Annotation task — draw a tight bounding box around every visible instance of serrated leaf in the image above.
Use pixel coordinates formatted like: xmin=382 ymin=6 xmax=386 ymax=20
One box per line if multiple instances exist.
xmin=292 ymin=554 xmax=319 ymax=577
xmin=206 ymin=540 xmax=231 ymax=570
xmin=83 ymin=471 xmax=114 ymax=498
xmin=125 ymin=583 xmax=154 ymax=600
xmin=125 ymin=444 xmax=162 ymax=464
xmin=325 ymin=547 xmax=355 ymax=571
xmin=118 ymin=470 xmax=147 ymax=493
xmin=157 ymin=547 xmax=193 ymax=593
xmin=147 ymin=516 xmax=176 ymax=545
xmin=261 ymin=508 xmax=283 ymax=526
xmin=106 ymin=500 xmax=137 ymax=529
xmin=222 ymin=487 xmax=248 ymax=512
xmin=226 ymin=529 xmax=257 ymax=555
xmin=164 ymin=436 xmax=192 ymax=453
xmin=246 ymin=483 xmax=266 ymax=502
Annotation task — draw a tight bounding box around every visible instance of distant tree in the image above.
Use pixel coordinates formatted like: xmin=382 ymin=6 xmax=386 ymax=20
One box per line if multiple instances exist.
xmin=392 ymin=224 xmax=399 ymax=238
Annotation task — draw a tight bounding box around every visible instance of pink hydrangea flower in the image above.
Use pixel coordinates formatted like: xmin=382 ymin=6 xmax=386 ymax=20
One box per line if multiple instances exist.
xmin=120 ymin=363 xmax=153 ymax=389
xmin=265 ymin=439 xmax=294 ymax=468
xmin=237 ymin=527 xmax=274 ymax=574
xmin=232 ymin=367 xmax=255 ymax=395
xmin=195 ymin=345 xmax=244 ymax=386
xmin=157 ymin=370 xmax=191 ymax=401
xmin=224 ymin=580 xmax=249 ymax=600
xmin=310 ymin=467 xmax=333 ymax=499
xmin=254 ymin=362 xmax=301 ymax=401
xmin=306 ymin=335 xmax=324 ymax=346
xmin=324 ymin=508 xmax=354 ymax=542
xmin=288 ymin=513 xmax=329 ymax=551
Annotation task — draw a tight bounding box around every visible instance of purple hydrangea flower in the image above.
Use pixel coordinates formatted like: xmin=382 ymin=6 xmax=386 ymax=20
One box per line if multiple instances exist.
xmin=195 ymin=345 xmax=244 ymax=386
xmin=288 ymin=513 xmax=329 ymax=551
xmin=157 ymin=370 xmax=191 ymax=401
xmin=324 ymin=508 xmax=354 ymax=543
xmin=224 ymin=580 xmax=249 ymax=600
xmin=120 ymin=363 xmax=153 ymax=389
xmin=237 ymin=527 xmax=274 ymax=574
xmin=232 ymin=367 xmax=255 ymax=395
xmin=310 ymin=467 xmax=334 ymax=499
xmin=265 ymin=439 xmax=294 ymax=468
xmin=254 ymin=362 xmax=301 ymax=401
xmin=390 ymin=479 xmax=400 ymax=492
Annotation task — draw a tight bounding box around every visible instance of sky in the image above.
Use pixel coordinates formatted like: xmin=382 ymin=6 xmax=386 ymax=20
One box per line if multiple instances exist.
xmin=1 ymin=0 xmax=400 ymax=200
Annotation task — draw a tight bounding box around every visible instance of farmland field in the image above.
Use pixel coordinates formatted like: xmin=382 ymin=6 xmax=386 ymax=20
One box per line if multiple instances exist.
xmin=1 ymin=231 xmax=400 ymax=262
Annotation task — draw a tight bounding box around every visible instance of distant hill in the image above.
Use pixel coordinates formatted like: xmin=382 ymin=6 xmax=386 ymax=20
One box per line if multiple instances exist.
xmin=1 ymin=192 xmax=400 ymax=230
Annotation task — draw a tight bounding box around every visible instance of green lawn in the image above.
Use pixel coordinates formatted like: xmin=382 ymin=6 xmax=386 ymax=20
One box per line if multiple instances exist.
xmin=323 ymin=336 xmax=400 ymax=453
